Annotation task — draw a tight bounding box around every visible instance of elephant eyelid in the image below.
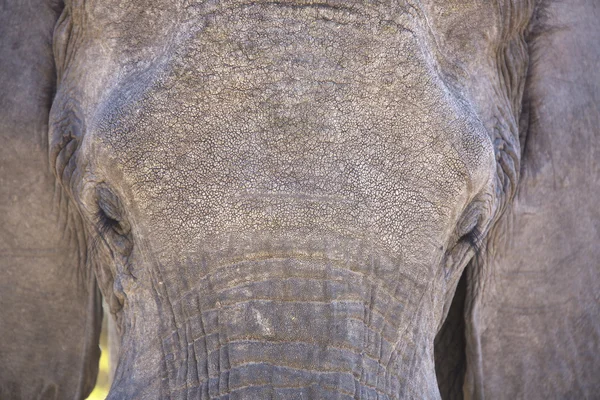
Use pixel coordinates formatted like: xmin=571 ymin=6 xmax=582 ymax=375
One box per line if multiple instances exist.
xmin=460 ymin=225 xmax=486 ymax=266
xmin=96 ymin=208 xmax=123 ymax=236
xmin=462 ymin=225 xmax=482 ymax=251
xmin=95 ymin=186 xmax=130 ymax=236
xmin=98 ymin=195 xmax=120 ymax=220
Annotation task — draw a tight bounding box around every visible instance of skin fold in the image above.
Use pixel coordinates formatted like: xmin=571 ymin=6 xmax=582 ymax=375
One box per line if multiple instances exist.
xmin=0 ymin=0 xmax=598 ymax=399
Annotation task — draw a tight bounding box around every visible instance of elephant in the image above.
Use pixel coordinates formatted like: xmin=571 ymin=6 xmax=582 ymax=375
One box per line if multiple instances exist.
xmin=1 ymin=0 xmax=599 ymax=399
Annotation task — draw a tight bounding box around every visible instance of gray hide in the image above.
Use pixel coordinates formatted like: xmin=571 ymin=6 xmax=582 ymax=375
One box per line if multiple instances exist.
xmin=0 ymin=0 xmax=598 ymax=399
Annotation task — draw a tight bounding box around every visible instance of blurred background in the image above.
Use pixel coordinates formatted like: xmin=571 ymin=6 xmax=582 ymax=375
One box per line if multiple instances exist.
xmin=87 ymin=308 xmax=111 ymax=399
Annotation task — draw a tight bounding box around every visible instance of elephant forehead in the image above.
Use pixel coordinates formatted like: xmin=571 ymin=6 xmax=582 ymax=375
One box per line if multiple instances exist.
xmin=94 ymin=90 xmax=487 ymax=258
xmin=89 ymin=10 xmax=494 ymax=257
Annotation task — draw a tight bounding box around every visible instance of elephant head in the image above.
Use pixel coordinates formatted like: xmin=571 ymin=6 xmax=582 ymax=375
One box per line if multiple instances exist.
xmin=1 ymin=0 xmax=599 ymax=399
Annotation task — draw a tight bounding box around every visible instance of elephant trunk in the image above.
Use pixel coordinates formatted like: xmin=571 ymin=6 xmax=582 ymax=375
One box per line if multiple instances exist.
xmin=108 ymin=252 xmax=441 ymax=399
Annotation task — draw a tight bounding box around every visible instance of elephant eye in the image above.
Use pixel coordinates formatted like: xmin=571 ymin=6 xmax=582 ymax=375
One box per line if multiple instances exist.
xmin=456 ymin=205 xmax=484 ymax=252
xmin=97 ymin=207 xmax=126 ymax=236
xmin=93 ymin=185 xmax=134 ymax=279
xmin=461 ymin=225 xmax=483 ymax=254
xmin=96 ymin=185 xmax=130 ymax=236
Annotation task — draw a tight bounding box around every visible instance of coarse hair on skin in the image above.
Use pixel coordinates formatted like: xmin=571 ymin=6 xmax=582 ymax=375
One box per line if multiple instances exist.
xmin=464 ymin=225 xmax=485 ymax=263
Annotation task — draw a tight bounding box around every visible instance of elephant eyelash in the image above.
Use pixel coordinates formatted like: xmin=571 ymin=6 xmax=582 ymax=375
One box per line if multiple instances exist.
xmin=96 ymin=209 xmax=122 ymax=236
xmin=88 ymin=210 xmax=136 ymax=281
xmin=86 ymin=210 xmax=121 ymax=259
xmin=462 ymin=225 xmax=485 ymax=265
xmin=92 ymin=209 xmax=133 ymax=255
xmin=85 ymin=212 xmax=116 ymax=275
xmin=463 ymin=225 xmax=481 ymax=247
xmin=95 ymin=186 xmax=130 ymax=237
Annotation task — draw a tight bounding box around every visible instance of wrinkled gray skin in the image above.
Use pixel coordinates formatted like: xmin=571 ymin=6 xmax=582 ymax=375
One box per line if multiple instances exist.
xmin=1 ymin=0 xmax=599 ymax=399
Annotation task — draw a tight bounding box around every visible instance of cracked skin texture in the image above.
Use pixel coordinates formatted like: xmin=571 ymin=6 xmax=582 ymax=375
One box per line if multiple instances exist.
xmin=4 ymin=0 xmax=599 ymax=399
xmin=52 ymin=1 xmax=503 ymax=399
xmin=88 ymin=2 xmax=495 ymax=268
xmin=56 ymin=4 xmax=498 ymax=398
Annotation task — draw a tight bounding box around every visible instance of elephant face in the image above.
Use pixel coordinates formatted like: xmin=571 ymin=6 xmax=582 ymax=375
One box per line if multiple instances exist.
xmin=45 ymin=1 xmax=531 ymax=398
xmin=4 ymin=0 xmax=600 ymax=399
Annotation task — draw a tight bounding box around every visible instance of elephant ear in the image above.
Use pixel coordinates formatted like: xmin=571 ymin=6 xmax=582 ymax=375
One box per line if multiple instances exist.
xmin=0 ymin=2 xmax=102 ymax=399
xmin=464 ymin=0 xmax=600 ymax=398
